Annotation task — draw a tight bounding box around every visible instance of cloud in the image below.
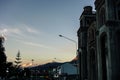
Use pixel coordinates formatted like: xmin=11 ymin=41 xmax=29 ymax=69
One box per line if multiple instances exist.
xmin=0 ymin=25 xmax=8 ymax=36
xmin=23 ymin=42 xmax=45 ymax=47
xmin=0 ymin=23 xmax=40 ymax=34
xmin=22 ymin=41 xmax=53 ymax=49
xmin=0 ymin=28 xmax=8 ymax=40
xmin=0 ymin=24 xmax=41 ymax=41
xmin=14 ymin=39 xmax=55 ymax=49
xmin=25 ymin=26 xmax=39 ymax=34
xmin=20 ymin=24 xmax=40 ymax=34
xmin=0 ymin=24 xmax=22 ymax=36
xmin=8 ymin=28 xmax=22 ymax=35
xmin=0 ymin=24 xmax=54 ymax=49
xmin=1 ymin=28 xmax=8 ymax=34
xmin=0 ymin=28 xmax=24 ymax=41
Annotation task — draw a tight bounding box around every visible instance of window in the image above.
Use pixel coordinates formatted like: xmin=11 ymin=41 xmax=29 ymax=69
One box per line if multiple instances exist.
xmin=99 ymin=8 xmax=105 ymax=26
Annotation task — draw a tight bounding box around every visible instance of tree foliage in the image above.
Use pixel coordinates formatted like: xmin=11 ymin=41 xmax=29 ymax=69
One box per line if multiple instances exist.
xmin=15 ymin=50 xmax=22 ymax=67
xmin=0 ymin=36 xmax=7 ymax=78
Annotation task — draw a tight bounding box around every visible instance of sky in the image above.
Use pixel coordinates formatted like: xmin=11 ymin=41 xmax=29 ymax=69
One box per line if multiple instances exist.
xmin=0 ymin=0 xmax=95 ymax=66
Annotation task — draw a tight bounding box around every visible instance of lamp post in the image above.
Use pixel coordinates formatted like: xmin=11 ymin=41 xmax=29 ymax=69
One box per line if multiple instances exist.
xmin=59 ymin=34 xmax=79 ymax=79
xmin=59 ymin=35 xmax=77 ymax=55
xmin=31 ymin=59 xmax=34 ymax=66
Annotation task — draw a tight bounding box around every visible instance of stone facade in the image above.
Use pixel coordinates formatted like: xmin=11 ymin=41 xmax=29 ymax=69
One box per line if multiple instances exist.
xmin=95 ymin=0 xmax=120 ymax=80
xmin=87 ymin=21 xmax=98 ymax=80
xmin=77 ymin=6 xmax=96 ymax=80
xmin=77 ymin=0 xmax=120 ymax=80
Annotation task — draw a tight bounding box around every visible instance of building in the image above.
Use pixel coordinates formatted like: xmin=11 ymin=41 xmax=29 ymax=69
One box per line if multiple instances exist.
xmin=87 ymin=21 xmax=98 ymax=80
xmin=53 ymin=62 xmax=78 ymax=80
xmin=77 ymin=0 xmax=120 ymax=80
xmin=77 ymin=6 xmax=96 ymax=80
xmin=95 ymin=0 xmax=120 ymax=80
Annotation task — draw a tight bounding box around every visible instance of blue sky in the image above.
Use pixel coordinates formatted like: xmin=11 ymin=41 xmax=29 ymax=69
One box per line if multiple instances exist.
xmin=0 ymin=0 xmax=95 ymax=66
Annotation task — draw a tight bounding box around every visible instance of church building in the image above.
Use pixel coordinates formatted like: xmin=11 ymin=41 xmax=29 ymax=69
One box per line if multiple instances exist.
xmin=77 ymin=0 xmax=120 ymax=80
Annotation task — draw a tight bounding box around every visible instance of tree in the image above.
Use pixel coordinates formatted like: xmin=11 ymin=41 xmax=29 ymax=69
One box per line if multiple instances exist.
xmin=14 ymin=50 xmax=22 ymax=67
xmin=0 ymin=36 xmax=7 ymax=78
xmin=6 ymin=62 xmax=16 ymax=78
xmin=14 ymin=50 xmax=23 ymax=79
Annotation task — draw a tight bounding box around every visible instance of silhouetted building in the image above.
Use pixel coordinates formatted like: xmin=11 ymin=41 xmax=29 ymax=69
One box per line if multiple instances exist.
xmin=77 ymin=6 xmax=96 ymax=80
xmin=95 ymin=0 xmax=120 ymax=80
xmin=87 ymin=21 xmax=98 ymax=80
xmin=77 ymin=0 xmax=120 ymax=80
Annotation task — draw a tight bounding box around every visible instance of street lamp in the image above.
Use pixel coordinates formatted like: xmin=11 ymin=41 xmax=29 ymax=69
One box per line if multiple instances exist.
xmin=59 ymin=34 xmax=79 ymax=79
xmin=31 ymin=59 xmax=34 ymax=66
xmin=59 ymin=35 xmax=77 ymax=55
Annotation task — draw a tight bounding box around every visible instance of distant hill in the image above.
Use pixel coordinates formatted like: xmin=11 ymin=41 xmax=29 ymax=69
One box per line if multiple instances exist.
xmin=29 ymin=62 xmax=63 ymax=70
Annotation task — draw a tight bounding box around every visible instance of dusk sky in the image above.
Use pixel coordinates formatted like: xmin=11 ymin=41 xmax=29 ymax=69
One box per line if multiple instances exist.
xmin=0 ymin=0 xmax=95 ymax=66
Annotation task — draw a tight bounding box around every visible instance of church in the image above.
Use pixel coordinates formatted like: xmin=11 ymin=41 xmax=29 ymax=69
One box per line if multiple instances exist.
xmin=77 ymin=0 xmax=120 ymax=80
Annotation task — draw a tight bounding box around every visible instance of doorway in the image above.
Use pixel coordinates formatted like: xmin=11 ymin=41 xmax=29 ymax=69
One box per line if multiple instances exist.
xmin=100 ymin=33 xmax=108 ymax=80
